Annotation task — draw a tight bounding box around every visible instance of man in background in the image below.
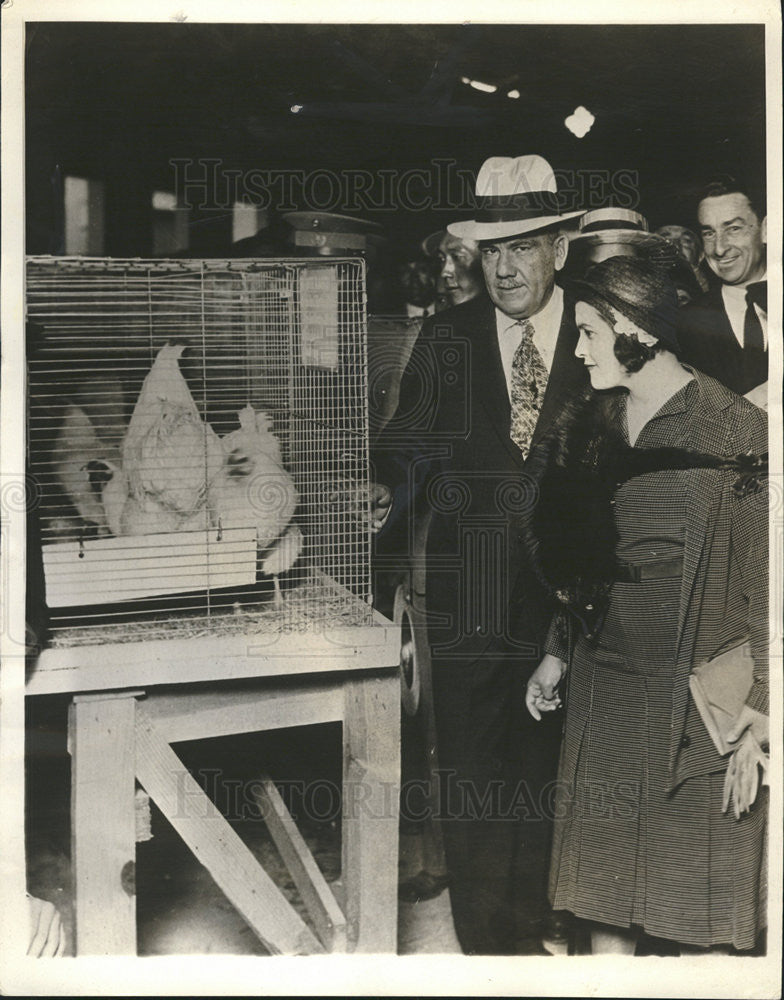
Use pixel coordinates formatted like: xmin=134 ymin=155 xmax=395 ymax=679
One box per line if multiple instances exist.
xmin=423 ymin=229 xmax=484 ymax=310
xmin=655 ymin=222 xmax=710 ymax=293
xmin=677 ymin=178 xmax=767 ymax=408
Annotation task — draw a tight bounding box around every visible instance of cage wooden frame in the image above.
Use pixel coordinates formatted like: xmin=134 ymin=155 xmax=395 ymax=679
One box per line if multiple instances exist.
xmin=24 ymin=254 xmax=402 ymax=956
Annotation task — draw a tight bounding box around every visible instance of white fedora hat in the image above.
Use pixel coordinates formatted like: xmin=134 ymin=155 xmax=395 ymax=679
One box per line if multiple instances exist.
xmin=448 ymin=154 xmax=584 ymax=241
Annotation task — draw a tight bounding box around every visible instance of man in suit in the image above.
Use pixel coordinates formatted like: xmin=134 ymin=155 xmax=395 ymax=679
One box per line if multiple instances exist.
xmin=372 ymin=154 xmax=586 ymax=954
xmin=677 ymin=178 xmax=767 ymax=408
xmin=654 ymin=222 xmax=710 ymax=293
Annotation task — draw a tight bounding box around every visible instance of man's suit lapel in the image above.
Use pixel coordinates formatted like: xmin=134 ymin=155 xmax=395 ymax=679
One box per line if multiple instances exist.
xmin=703 ymin=285 xmax=746 ymax=381
xmin=471 ymin=293 xmax=585 ymax=465
xmin=707 ymin=284 xmax=734 ymax=337
xmin=696 ymin=284 xmax=736 ymax=347
xmin=530 ymin=303 xmax=584 ymax=450
xmin=470 ymin=298 xmax=527 ymax=469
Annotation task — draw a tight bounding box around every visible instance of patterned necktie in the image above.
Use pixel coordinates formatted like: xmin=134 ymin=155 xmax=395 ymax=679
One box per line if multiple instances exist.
xmin=509 ymin=320 xmax=549 ymax=459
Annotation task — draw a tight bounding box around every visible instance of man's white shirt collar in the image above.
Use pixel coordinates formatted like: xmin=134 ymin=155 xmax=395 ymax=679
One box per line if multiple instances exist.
xmin=406 ymin=302 xmax=434 ymax=319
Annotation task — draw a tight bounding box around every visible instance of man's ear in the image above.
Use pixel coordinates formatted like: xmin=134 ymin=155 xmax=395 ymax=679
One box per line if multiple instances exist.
xmin=761 ymin=216 xmax=767 ymax=244
xmin=553 ymin=233 xmax=569 ymax=272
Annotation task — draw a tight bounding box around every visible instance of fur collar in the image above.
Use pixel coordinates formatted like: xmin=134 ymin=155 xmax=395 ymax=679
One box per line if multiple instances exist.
xmin=520 ymin=389 xmax=766 ymax=639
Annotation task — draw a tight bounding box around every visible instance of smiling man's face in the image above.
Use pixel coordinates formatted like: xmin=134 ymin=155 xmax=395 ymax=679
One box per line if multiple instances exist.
xmin=697 ymin=193 xmax=766 ymax=287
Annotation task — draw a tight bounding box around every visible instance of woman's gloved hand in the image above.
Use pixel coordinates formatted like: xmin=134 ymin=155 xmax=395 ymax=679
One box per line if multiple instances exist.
xmin=722 ymin=729 xmax=769 ymax=820
xmin=526 ymin=654 xmax=568 ymax=721
xmin=27 ymin=894 xmax=66 ymax=957
xmin=726 ymin=703 xmax=769 ymax=750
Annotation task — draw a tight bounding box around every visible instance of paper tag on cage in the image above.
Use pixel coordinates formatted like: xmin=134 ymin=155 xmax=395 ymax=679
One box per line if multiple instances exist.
xmin=299 ymin=266 xmax=339 ymax=370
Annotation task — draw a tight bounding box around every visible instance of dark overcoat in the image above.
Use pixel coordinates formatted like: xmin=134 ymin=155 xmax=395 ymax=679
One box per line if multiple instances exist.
xmin=373 ymin=290 xmax=587 ymax=666
xmin=372 ymin=287 xmax=588 ymax=952
xmin=677 ymin=285 xmax=767 ymax=395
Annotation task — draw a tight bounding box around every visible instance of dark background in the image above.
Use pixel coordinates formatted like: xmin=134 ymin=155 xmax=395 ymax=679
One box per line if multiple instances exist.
xmin=25 ymin=21 xmax=767 ymax=258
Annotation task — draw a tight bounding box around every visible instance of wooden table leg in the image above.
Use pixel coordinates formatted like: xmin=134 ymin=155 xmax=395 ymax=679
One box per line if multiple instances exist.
xmin=69 ymin=691 xmax=138 ymax=955
xmin=342 ymin=673 xmax=400 ymax=953
xmin=410 ymin=591 xmax=449 ymax=883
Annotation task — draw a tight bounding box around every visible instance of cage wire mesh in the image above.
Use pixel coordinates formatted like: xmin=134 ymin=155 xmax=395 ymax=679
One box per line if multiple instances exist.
xmin=26 ymin=256 xmax=373 ymax=647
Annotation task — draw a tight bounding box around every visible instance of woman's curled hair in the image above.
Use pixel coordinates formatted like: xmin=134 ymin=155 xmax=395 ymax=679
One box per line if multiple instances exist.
xmin=613 ymin=332 xmax=663 ymax=373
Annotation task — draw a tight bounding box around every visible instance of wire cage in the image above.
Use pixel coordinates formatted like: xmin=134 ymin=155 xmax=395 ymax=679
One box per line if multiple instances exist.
xmin=26 ymin=256 xmax=373 ymax=648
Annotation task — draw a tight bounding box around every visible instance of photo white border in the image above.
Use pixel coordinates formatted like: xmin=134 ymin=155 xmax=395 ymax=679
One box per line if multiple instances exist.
xmin=2 ymin=1 xmax=781 ymax=996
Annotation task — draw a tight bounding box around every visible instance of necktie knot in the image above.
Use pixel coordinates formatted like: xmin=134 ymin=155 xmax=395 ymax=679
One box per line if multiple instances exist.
xmin=745 ymin=281 xmax=767 ymax=313
xmin=517 ymin=319 xmax=535 ymax=341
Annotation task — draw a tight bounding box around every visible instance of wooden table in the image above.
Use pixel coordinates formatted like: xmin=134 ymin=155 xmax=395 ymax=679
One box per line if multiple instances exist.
xmin=26 ymin=614 xmax=401 ymax=955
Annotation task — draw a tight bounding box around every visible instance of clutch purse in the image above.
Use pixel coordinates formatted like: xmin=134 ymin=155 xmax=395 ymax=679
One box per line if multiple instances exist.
xmin=689 ymin=639 xmax=754 ymax=756
xmin=690 ymin=640 xmax=768 ymax=819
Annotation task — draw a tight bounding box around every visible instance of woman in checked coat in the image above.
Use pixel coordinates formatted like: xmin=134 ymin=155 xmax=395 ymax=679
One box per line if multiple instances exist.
xmin=524 ymin=257 xmax=768 ymax=954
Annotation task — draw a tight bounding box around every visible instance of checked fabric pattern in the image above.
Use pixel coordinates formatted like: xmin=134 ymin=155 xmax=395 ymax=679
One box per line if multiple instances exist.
xmin=509 ymin=320 xmax=549 ymax=459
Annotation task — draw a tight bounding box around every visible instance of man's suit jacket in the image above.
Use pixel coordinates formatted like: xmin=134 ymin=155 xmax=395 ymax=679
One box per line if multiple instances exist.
xmin=373 ymin=291 xmax=586 ymax=667
xmin=677 ymin=284 xmax=767 ymax=395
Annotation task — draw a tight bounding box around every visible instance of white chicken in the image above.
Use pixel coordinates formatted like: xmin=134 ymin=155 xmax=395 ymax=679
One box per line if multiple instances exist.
xmin=260 ymin=523 xmax=305 ymax=607
xmin=209 ymin=406 xmax=302 ymax=606
xmin=121 ymin=342 xmax=223 ymax=534
xmin=85 ymin=458 xmax=127 ymax=537
xmin=53 ymin=343 xmax=221 ymax=538
xmin=120 ymin=492 xmax=210 ymax=536
xmin=50 ymin=347 xmax=304 ymax=609
xmin=82 ymin=456 xmax=210 ymax=537
xmin=52 ymin=404 xmax=122 ymax=535
xmin=208 ymin=406 xmax=299 ymax=548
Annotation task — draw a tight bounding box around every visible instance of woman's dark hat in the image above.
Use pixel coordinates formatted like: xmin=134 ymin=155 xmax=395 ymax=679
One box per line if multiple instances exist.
xmin=569 ymin=256 xmax=681 ymax=352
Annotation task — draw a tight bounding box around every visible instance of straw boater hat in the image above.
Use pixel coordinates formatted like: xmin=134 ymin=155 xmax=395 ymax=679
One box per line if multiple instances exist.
xmin=569 ymin=207 xmax=703 ymax=301
xmin=570 ymin=207 xmax=663 ymax=252
xmin=447 ymin=154 xmax=584 ymax=241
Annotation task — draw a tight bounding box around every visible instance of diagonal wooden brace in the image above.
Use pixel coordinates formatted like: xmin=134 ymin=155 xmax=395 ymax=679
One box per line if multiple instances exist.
xmin=252 ymin=776 xmax=347 ymax=952
xmin=134 ymin=704 xmax=323 ymax=955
